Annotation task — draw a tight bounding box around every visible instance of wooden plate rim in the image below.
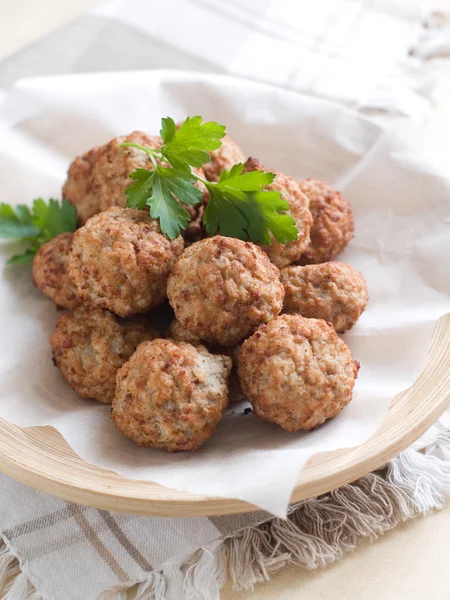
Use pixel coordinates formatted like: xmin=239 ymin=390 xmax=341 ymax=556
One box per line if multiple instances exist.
xmin=0 ymin=314 xmax=448 ymax=517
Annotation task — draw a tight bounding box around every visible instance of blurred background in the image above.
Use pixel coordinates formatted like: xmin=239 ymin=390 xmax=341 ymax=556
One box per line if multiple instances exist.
xmin=1 ymin=0 xmax=449 ymax=127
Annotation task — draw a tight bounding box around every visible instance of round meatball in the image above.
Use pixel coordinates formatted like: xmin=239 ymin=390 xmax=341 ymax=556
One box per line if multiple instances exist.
xmin=297 ymin=179 xmax=354 ymax=264
xmin=168 ymin=318 xmax=203 ymax=344
xmin=32 ymin=232 xmax=79 ymax=310
xmin=112 ymin=338 xmax=232 ymax=451
xmin=168 ymin=319 xmax=245 ymax=403
xmin=62 ymin=145 xmax=104 ymax=225
xmin=51 ymin=306 xmax=157 ymax=404
xmin=202 ymin=134 xmax=245 ymax=182
xmin=63 ymin=131 xmax=207 ymax=225
xmin=281 ymin=262 xmax=368 ymax=332
xmin=69 ymin=207 xmax=184 ymax=317
xmin=238 ymin=314 xmax=359 ymax=431
xmin=167 ymin=236 xmax=284 ymax=347
xmin=243 ymin=158 xmax=312 ymax=268
xmin=94 ymin=131 xmax=163 ymax=213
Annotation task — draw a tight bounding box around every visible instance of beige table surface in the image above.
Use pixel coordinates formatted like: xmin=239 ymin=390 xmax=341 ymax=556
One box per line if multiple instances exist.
xmin=1 ymin=1 xmax=450 ymax=599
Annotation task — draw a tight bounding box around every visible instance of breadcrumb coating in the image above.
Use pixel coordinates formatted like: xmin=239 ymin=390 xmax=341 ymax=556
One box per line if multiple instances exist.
xmin=51 ymin=306 xmax=157 ymax=404
xmin=281 ymin=262 xmax=368 ymax=332
xmin=297 ymin=179 xmax=354 ymax=264
xmin=69 ymin=207 xmax=184 ymax=317
xmin=238 ymin=314 xmax=359 ymax=431
xmin=112 ymin=339 xmax=232 ymax=451
xmin=167 ymin=236 xmax=284 ymax=346
xmin=32 ymin=232 xmax=79 ymax=310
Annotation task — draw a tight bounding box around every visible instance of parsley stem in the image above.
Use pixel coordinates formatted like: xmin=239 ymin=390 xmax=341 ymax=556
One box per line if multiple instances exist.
xmin=119 ymin=142 xmax=155 ymax=156
xmin=147 ymin=152 xmax=159 ymax=171
xmin=119 ymin=141 xmax=211 ymax=185
xmin=119 ymin=142 xmax=162 ymax=170
xmin=190 ymin=172 xmax=210 ymax=187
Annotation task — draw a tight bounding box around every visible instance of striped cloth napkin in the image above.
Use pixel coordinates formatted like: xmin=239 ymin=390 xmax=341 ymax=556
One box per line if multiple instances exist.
xmin=0 ymin=1 xmax=449 ymax=599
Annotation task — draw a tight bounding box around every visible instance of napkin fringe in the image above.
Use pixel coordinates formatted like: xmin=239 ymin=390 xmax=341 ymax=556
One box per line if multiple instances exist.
xmin=219 ymin=435 xmax=450 ymax=593
xmin=1 ymin=426 xmax=450 ymax=600
xmin=98 ymin=428 xmax=450 ymax=599
xmin=0 ymin=540 xmax=42 ymax=600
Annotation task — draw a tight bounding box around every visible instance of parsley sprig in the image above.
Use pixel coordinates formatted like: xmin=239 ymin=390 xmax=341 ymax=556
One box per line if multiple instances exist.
xmin=0 ymin=199 xmax=77 ymax=264
xmin=121 ymin=116 xmax=299 ymax=244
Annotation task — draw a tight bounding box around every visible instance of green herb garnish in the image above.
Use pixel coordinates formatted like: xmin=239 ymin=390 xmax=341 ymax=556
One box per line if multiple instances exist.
xmin=121 ymin=116 xmax=299 ymax=243
xmin=0 ymin=199 xmax=77 ymax=264
xmin=203 ymin=164 xmax=299 ymax=244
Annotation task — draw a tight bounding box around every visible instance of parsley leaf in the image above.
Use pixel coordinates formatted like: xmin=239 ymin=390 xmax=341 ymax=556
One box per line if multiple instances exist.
xmin=0 ymin=204 xmax=41 ymax=240
xmin=45 ymin=198 xmax=77 ymax=237
xmin=161 ymin=116 xmax=226 ymax=172
xmin=124 ymin=169 xmax=156 ymax=210
xmin=0 ymin=199 xmax=77 ymax=264
xmin=125 ymin=164 xmax=203 ymax=239
xmin=147 ymin=170 xmax=194 ymax=240
xmin=203 ymin=164 xmax=299 ymax=244
xmin=157 ymin=167 xmax=203 ymax=207
xmin=122 ymin=115 xmax=299 ymax=245
xmin=7 ymin=249 xmax=38 ymax=265
xmin=160 ymin=117 xmax=176 ymax=144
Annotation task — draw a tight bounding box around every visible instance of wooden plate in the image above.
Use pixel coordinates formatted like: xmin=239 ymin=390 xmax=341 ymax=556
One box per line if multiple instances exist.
xmin=0 ymin=314 xmax=448 ymax=516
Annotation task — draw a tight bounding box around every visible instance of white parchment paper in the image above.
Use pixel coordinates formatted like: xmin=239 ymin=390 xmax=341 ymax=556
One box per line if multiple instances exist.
xmin=0 ymin=71 xmax=449 ymax=517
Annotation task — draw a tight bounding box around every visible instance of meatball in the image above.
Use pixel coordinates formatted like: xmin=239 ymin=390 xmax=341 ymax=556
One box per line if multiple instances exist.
xmin=51 ymin=306 xmax=157 ymax=404
xmin=243 ymin=158 xmax=312 ymax=268
xmin=167 ymin=236 xmax=284 ymax=347
xmin=238 ymin=314 xmax=359 ymax=431
xmin=297 ymin=179 xmax=354 ymax=264
xmin=111 ymin=338 xmax=232 ymax=451
xmin=168 ymin=319 xmax=245 ymax=403
xmin=168 ymin=318 xmax=203 ymax=344
xmin=32 ymin=232 xmax=79 ymax=310
xmin=184 ymin=203 xmax=205 ymax=245
xmin=69 ymin=207 xmax=184 ymax=317
xmin=202 ymin=134 xmax=245 ymax=182
xmin=63 ymin=132 xmax=160 ymax=225
xmin=62 ymin=145 xmax=104 ymax=225
xmin=63 ymin=131 xmax=207 ymax=225
xmin=281 ymin=262 xmax=368 ymax=332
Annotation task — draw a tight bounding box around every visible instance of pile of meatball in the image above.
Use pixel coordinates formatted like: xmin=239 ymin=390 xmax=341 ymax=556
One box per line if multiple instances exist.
xmin=32 ymin=130 xmax=368 ymax=452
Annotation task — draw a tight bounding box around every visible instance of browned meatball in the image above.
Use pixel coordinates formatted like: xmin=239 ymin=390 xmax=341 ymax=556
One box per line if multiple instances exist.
xmin=51 ymin=306 xmax=157 ymax=404
xmin=63 ymin=131 xmax=207 ymax=225
xmin=32 ymin=232 xmax=79 ymax=310
xmin=168 ymin=319 xmax=245 ymax=402
xmin=184 ymin=203 xmax=206 ymax=245
xmin=202 ymin=134 xmax=245 ymax=182
xmin=238 ymin=314 xmax=359 ymax=431
xmin=63 ymin=132 xmax=160 ymax=225
xmin=297 ymin=179 xmax=354 ymax=264
xmin=281 ymin=262 xmax=368 ymax=332
xmin=243 ymin=158 xmax=312 ymax=268
xmin=62 ymin=146 xmax=103 ymax=225
xmin=167 ymin=236 xmax=284 ymax=347
xmin=168 ymin=318 xmax=203 ymax=344
xmin=69 ymin=207 xmax=184 ymax=317
xmin=112 ymin=338 xmax=232 ymax=451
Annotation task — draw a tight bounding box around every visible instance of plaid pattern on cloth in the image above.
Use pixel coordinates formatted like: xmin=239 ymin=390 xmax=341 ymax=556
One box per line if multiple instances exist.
xmin=0 ymin=474 xmax=271 ymax=599
xmin=0 ymin=1 xmax=449 ymax=599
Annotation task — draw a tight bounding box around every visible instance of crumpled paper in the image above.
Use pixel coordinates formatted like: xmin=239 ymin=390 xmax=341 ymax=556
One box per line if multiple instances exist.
xmin=0 ymin=71 xmax=449 ymax=517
